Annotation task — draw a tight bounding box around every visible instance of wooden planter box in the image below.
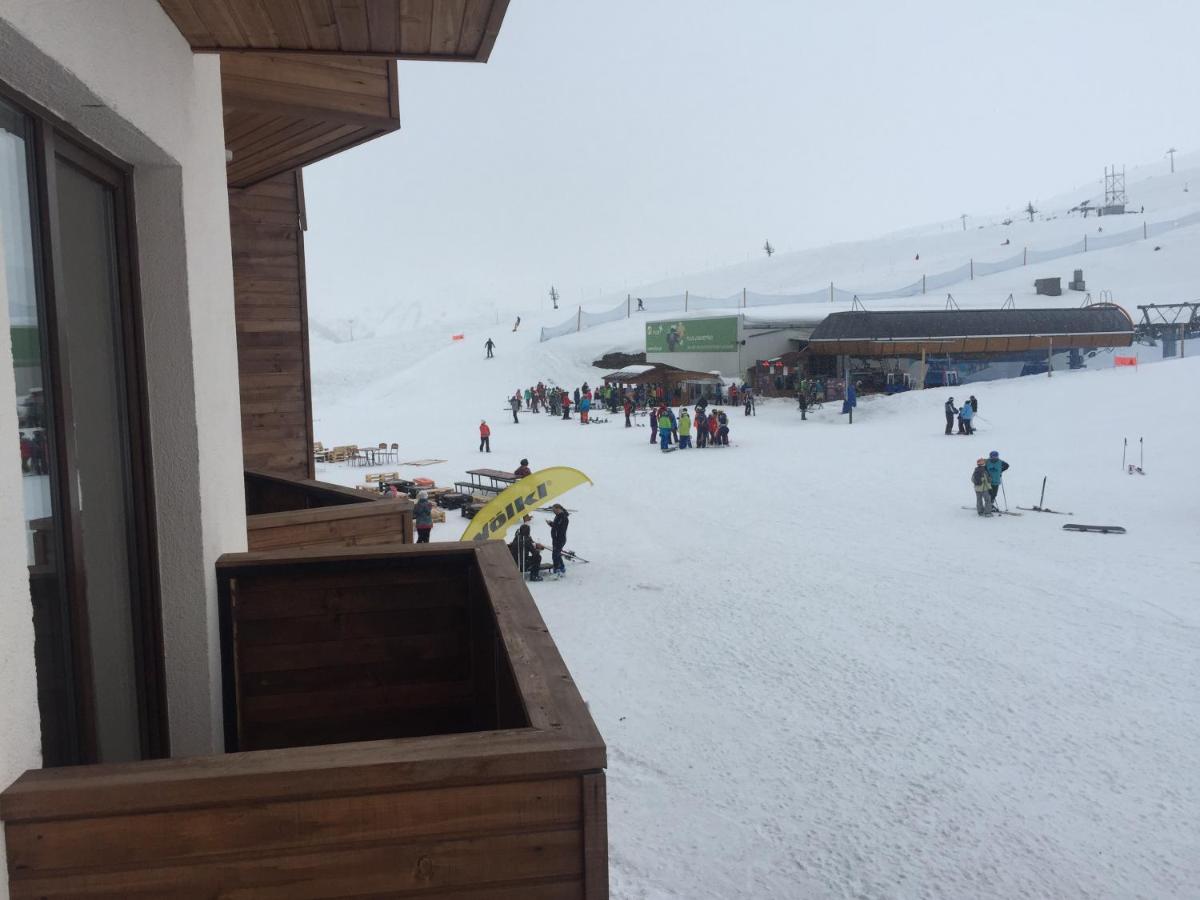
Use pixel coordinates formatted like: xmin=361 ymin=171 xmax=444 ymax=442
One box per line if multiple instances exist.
xmin=1 ymin=543 xmax=607 ymax=898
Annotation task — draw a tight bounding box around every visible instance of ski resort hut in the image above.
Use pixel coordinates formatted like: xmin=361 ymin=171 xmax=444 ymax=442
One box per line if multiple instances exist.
xmin=602 ymin=363 xmax=722 ymax=403
xmin=807 ymin=304 xmax=1135 ymax=387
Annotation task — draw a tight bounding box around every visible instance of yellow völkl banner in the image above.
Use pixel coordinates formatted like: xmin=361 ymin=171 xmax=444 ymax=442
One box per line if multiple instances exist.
xmin=460 ymin=467 xmax=592 ymax=542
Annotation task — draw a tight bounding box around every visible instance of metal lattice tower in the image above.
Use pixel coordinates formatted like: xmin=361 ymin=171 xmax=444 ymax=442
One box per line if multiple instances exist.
xmin=1104 ymin=164 xmax=1127 ymax=207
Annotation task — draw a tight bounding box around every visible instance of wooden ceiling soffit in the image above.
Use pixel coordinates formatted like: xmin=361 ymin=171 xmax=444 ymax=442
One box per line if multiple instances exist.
xmin=159 ymin=0 xmax=510 ymax=61
xmin=222 ymin=54 xmax=399 ymax=188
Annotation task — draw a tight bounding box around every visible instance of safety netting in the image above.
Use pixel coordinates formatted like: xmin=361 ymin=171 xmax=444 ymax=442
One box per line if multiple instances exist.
xmin=538 ymin=212 xmax=1200 ymax=341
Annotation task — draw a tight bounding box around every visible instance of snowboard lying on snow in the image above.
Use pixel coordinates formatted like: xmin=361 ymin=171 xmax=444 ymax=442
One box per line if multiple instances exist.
xmin=1063 ymin=523 xmax=1127 ymax=535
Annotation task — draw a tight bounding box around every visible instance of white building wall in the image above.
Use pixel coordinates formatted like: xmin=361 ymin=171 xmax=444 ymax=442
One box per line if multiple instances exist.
xmin=0 ymin=1 xmax=246 ymax=838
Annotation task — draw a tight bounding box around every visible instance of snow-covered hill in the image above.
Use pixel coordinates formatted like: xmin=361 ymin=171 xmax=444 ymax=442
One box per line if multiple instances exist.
xmin=314 ymin=339 xmax=1199 ymax=898
xmin=307 ymin=152 xmax=1200 ymax=899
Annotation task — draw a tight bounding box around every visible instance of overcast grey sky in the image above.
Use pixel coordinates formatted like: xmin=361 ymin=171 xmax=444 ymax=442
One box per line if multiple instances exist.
xmin=303 ymin=0 xmax=1200 ymax=319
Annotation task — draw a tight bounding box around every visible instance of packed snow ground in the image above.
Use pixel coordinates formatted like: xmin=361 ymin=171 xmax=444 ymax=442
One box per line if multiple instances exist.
xmin=309 ymin=155 xmax=1200 ymax=898
xmin=314 ymin=316 xmax=1199 ymax=897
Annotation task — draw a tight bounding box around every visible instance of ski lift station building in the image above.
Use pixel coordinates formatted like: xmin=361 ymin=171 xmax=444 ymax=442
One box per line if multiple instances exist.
xmin=806 ymin=305 xmax=1136 ymax=387
xmin=644 ymin=313 xmax=824 ymax=378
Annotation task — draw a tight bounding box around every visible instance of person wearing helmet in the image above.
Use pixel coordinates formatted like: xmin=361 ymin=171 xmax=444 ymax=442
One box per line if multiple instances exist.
xmin=514 ymin=458 xmax=532 ymax=478
xmin=414 ymin=490 xmax=434 ymax=542
xmin=985 ymin=451 xmax=1009 ymax=505
xmin=678 ymin=408 xmax=692 ymax=448
xmin=971 ymin=458 xmax=994 ymax=516
xmin=944 ymin=396 xmax=958 ymax=435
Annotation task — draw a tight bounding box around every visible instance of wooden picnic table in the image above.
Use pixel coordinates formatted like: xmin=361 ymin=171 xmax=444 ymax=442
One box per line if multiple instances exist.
xmin=456 ymin=468 xmax=519 ymax=498
xmin=465 ymin=468 xmax=519 ymax=487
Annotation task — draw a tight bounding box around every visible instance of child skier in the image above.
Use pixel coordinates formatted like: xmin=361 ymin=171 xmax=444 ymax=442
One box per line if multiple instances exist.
xmin=657 ymin=407 xmax=672 ymax=451
xmin=972 ymin=458 xmax=994 ymax=515
xmin=678 ymin=409 xmax=692 ymax=448
xmin=716 ymin=410 xmax=730 ymax=446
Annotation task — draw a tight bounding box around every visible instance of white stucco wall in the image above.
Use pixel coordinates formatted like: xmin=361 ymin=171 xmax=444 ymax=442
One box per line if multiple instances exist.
xmin=0 ymin=0 xmax=245 ymax=823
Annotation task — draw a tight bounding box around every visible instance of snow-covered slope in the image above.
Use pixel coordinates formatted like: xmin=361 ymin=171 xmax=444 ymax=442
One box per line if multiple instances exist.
xmin=312 ymin=311 xmax=1199 ymax=899
xmin=308 ymin=153 xmax=1200 ymax=899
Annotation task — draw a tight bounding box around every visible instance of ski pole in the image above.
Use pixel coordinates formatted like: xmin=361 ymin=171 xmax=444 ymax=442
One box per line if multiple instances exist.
xmin=1122 ymin=437 xmax=1126 ymax=471
xmin=1140 ymin=437 xmax=1143 ymax=470
xmin=1001 ymin=483 xmax=1009 ymax=512
xmin=1038 ymin=476 xmax=1047 ymax=509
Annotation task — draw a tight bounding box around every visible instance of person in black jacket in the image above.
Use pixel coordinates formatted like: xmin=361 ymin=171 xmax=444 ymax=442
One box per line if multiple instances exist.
xmin=508 ymin=514 xmax=543 ymax=580
xmin=548 ymin=504 xmax=569 ymax=576
xmin=944 ymin=397 xmax=958 ymax=435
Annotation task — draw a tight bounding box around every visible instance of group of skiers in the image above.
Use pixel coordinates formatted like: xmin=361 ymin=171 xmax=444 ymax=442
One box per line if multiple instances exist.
xmin=508 ymin=501 xmax=570 ymax=581
xmin=944 ymin=394 xmax=980 ymax=435
xmin=971 ymin=451 xmax=1010 ymax=516
xmin=507 ymin=381 xmax=618 ymax=424
xmin=652 ymin=400 xmax=730 ymax=451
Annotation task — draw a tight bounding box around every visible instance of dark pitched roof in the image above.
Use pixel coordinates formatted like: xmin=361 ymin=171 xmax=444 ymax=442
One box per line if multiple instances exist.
xmin=809 ymin=306 xmax=1133 ymax=342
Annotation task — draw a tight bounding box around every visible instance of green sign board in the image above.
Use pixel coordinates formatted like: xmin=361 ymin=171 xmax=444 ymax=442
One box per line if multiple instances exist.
xmin=646 ymin=316 xmax=738 ymax=353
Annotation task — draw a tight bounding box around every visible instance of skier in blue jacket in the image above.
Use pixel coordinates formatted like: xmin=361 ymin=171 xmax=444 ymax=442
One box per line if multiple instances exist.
xmin=959 ymin=398 xmax=975 ymax=435
xmin=985 ymin=451 xmax=1009 ymax=504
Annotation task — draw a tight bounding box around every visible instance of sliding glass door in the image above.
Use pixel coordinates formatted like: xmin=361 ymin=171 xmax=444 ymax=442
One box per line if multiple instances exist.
xmin=2 ymin=93 xmax=165 ymax=766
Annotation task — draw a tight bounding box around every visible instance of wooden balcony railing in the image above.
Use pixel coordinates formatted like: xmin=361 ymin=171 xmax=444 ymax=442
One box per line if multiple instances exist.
xmin=244 ymin=467 xmax=413 ymax=552
xmin=1 ymin=543 xmax=607 ymax=898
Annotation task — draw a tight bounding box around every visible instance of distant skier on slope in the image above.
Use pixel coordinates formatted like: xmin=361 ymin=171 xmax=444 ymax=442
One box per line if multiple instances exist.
xmin=985 ymin=450 xmax=1009 ymax=506
xmin=945 ymin=396 xmax=958 ymax=435
xmin=716 ymin=409 xmax=730 ymax=446
xmin=512 ymin=316 xmax=521 ymax=332
xmin=509 ymin=394 xmax=521 ymax=424
xmin=972 ymin=458 xmax=994 ymax=516
xmin=678 ymin=408 xmax=691 ymax=448
xmin=623 ymin=395 xmax=633 ymax=428
xmin=484 ymin=337 xmax=495 ymax=358
xmin=479 ymin=419 xmax=491 ymax=453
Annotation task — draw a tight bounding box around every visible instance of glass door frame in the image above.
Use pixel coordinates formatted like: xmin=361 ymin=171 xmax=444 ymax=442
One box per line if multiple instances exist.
xmin=3 ymin=81 xmax=168 ymax=764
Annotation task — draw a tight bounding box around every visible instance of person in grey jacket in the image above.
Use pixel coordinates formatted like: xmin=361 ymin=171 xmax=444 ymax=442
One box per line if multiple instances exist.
xmin=414 ymin=491 xmax=433 ymax=543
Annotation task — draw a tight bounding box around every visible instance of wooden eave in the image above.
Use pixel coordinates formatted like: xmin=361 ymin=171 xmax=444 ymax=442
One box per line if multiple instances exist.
xmin=159 ymin=0 xmax=510 ymax=62
xmin=222 ymin=53 xmax=400 ymax=188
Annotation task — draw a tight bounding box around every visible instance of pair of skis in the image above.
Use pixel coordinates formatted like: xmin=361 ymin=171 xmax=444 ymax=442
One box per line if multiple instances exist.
xmin=1017 ymin=476 xmax=1073 ymax=516
xmin=1123 ymin=437 xmax=1146 ymax=475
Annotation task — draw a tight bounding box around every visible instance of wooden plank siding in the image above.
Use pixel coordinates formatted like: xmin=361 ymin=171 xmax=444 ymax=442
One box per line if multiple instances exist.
xmin=222 ymin=54 xmax=400 ymax=188
xmin=159 ymin=0 xmax=511 ymax=61
xmin=246 ymin=498 xmax=415 ymax=553
xmin=230 ymin=171 xmax=315 ymax=478
xmin=1 ymin=543 xmax=607 ymax=898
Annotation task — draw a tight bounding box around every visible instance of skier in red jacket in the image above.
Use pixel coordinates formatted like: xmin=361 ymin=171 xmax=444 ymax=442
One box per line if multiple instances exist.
xmin=478 ymin=420 xmax=491 ymax=453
